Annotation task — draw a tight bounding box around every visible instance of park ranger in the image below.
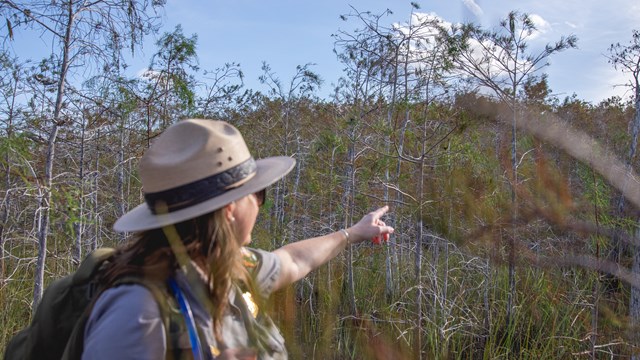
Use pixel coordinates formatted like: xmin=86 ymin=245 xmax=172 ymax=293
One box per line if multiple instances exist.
xmin=81 ymin=119 xmax=394 ymax=359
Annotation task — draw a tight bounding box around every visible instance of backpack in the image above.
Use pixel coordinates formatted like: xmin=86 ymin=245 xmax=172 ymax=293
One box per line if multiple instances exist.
xmin=3 ymin=248 xmax=184 ymax=360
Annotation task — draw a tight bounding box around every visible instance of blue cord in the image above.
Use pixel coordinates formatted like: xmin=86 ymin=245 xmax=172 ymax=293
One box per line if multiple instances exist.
xmin=168 ymin=278 xmax=204 ymax=360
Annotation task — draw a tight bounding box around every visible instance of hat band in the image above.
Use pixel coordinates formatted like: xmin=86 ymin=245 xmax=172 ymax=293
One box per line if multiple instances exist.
xmin=144 ymin=158 xmax=257 ymax=214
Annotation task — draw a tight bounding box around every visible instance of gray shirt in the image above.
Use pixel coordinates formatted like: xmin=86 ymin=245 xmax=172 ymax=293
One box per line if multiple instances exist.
xmin=82 ymin=248 xmax=285 ymax=359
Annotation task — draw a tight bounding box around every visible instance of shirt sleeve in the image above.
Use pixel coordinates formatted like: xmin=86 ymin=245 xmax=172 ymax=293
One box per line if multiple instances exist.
xmin=245 ymin=247 xmax=281 ymax=298
xmin=82 ymin=284 xmax=166 ymax=360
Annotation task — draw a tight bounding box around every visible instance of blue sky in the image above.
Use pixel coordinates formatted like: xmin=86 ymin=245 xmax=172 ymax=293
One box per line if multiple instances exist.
xmin=136 ymin=0 xmax=640 ymax=104
xmin=6 ymin=0 xmax=640 ymax=104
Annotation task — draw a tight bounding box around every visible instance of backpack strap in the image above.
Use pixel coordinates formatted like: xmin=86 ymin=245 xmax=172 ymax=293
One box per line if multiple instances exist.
xmin=115 ymin=277 xmax=190 ymax=360
xmin=60 ymin=303 xmax=93 ymax=360
xmin=59 ymin=249 xmax=116 ymax=360
xmin=168 ymin=278 xmax=205 ymax=360
xmin=71 ymin=248 xmax=115 ymax=285
xmin=60 ymin=276 xmax=188 ymax=360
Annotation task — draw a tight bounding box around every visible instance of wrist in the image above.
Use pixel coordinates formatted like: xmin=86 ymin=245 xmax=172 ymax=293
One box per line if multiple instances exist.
xmin=339 ymin=229 xmax=350 ymax=246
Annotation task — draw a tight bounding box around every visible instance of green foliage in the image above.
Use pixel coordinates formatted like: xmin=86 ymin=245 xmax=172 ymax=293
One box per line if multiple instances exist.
xmin=0 ymin=132 xmax=34 ymax=166
xmin=2 ymin=5 xmax=640 ymax=359
xmin=4 ymin=92 xmax=638 ymax=359
xmin=575 ymin=163 xmax=612 ymax=219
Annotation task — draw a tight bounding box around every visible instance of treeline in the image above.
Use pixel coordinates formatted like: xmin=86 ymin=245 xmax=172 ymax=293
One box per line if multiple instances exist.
xmin=1 ymin=1 xmax=640 ymax=358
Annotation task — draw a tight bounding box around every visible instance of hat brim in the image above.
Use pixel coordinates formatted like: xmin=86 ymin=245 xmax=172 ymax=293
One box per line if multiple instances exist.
xmin=113 ymin=156 xmax=295 ymax=232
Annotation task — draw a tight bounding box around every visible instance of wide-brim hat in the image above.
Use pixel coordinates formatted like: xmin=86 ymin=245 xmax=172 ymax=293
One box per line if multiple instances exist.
xmin=114 ymin=119 xmax=295 ymax=232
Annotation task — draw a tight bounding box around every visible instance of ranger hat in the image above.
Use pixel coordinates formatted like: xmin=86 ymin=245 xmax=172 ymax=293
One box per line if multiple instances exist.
xmin=114 ymin=119 xmax=295 ymax=232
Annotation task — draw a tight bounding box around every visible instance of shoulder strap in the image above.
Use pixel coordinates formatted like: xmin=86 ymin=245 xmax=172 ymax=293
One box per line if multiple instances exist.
xmin=59 ymin=249 xmax=116 ymax=360
xmin=71 ymin=248 xmax=115 ymax=285
xmin=115 ymin=277 xmax=188 ymax=360
xmin=60 ymin=305 xmax=92 ymax=360
xmin=61 ymin=276 xmax=186 ymax=360
xmin=168 ymin=278 xmax=205 ymax=360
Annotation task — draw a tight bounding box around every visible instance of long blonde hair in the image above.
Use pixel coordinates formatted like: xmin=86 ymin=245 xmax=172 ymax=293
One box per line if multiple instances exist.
xmin=206 ymin=209 xmax=253 ymax=341
xmin=100 ymin=207 xmax=253 ymax=344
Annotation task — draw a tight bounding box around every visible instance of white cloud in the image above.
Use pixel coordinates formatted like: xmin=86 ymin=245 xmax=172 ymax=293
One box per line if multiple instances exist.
xmin=464 ymin=38 xmax=533 ymax=79
xmin=392 ymin=12 xmax=452 ymax=39
xmin=135 ymin=68 xmax=151 ymax=78
xmin=462 ymin=0 xmax=484 ymax=19
xmin=529 ymin=14 xmax=551 ymax=34
xmin=137 ymin=68 xmax=163 ymax=81
xmin=388 ymin=12 xmax=460 ymax=78
xmin=519 ymin=14 xmax=551 ymax=41
xmin=413 ymin=12 xmax=453 ymax=34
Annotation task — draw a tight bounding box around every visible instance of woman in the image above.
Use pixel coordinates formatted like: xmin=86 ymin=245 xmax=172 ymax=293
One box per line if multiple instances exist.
xmin=81 ymin=119 xmax=394 ymax=359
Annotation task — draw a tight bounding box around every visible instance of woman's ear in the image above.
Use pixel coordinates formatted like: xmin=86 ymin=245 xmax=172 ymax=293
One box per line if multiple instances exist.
xmin=224 ymin=201 xmax=236 ymax=223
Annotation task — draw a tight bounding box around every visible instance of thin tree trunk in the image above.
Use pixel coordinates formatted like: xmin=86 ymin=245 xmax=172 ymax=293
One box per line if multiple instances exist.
xmin=272 ymin=103 xmax=291 ymax=246
xmin=506 ymin=90 xmax=518 ymax=329
xmin=415 ymin=223 xmax=423 ymax=359
xmin=91 ymin=128 xmax=101 ymax=251
xmin=33 ymin=1 xmax=74 ymax=309
xmin=414 ymin=77 xmax=432 ymax=360
xmin=34 ymin=123 xmax=59 ymax=308
xmin=628 ymin=91 xmax=640 ymax=360
xmin=326 ymin=146 xmax=339 ymax=287
xmin=117 ymin=114 xmax=127 ymax=243
xmin=0 ymin=78 xmax=17 ymax=283
xmin=286 ymin=134 xmax=302 ymax=243
xmin=384 ymin=49 xmax=401 ymax=300
xmin=483 ymin=257 xmax=491 ymax=353
xmin=631 ymin=234 xmax=640 ymax=360
xmin=343 ymin=124 xmax=357 ymax=315
xmin=290 ymin=135 xmax=305 ymax=310
xmin=591 ymin=167 xmax=601 ymax=360
xmin=73 ymin=115 xmax=86 ymax=264
xmin=0 ymin=159 xmax=8 ymax=284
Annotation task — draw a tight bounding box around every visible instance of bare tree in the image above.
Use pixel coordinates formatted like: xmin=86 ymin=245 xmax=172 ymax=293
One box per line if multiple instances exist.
xmin=334 ymin=5 xmax=403 ymax=306
xmin=0 ymin=51 xmax=28 ymax=284
xmin=1 ymin=0 xmax=163 ymax=309
xmin=197 ymin=62 xmax=246 ymax=119
xmin=138 ymin=25 xmax=198 ymax=143
xmin=450 ymin=11 xmax=577 ymax=327
xmin=607 ymin=29 xmax=640 ymax=360
xmin=335 ymin=7 xmax=459 ymax=356
xmin=258 ymin=62 xmax=321 ymax=245
xmin=333 ymin=17 xmax=382 ymax=315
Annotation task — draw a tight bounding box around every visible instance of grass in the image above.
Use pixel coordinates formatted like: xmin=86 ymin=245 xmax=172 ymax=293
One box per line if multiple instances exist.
xmin=1 ymin=235 xmax=636 ymax=359
xmin=270 ymin=243 xmax=633 ymax=359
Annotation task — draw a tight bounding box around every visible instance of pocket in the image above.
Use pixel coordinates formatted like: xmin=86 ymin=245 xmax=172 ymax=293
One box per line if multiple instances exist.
xmin=252 ymin=314 xmax=287 ymax=359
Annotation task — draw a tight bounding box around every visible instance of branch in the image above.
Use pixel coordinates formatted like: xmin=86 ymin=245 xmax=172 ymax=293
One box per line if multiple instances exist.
xmin=379 ymin=181 xmax=416 ymax=202
xmin=1 ymin=0 xmax=65 ymax=38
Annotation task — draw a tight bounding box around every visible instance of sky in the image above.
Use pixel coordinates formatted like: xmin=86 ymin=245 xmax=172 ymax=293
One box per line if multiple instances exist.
xmin=6 ymin=0 xmax=640 ymax=104
xmin=133 ymin=0 xmax=640 ymax=105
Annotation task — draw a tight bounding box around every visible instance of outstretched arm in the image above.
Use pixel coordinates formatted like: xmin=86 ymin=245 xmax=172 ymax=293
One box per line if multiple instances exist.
xmin=272 ymin=206 xmax=394 ymax=291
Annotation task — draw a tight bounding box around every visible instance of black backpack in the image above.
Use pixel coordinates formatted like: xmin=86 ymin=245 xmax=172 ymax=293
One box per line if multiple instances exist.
xmin=3 ymin=248 xmax=184 ymax=360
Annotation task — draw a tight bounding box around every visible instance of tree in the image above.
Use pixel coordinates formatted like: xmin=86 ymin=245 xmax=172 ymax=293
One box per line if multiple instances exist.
xmin=333 ymin=9 xmax=386 ymax=316
xmin=450 ymin=10 xmax=577 ymax=328
xmin=334 ymin=5 xmax=406 ymax=308
xmin=1 ymin=0 xmax=164 ymax=309
xmin=335 ymin=6 xmax=459 ymax=357
xmin=0 ymin=51 xmax=28 ymax=284
xmin=138 ymin=25 xmax=198 ymax=142
xmin=258 ymin=62 xmax=322 ymax=245
xmin=606 ymin=29 xmax=640 ymax=360
xmin=197 ymin=62 xmax=246 ymax=119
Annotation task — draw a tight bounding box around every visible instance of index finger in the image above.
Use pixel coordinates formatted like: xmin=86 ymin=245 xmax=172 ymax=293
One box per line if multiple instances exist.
xmin=370 ymin=205 xmax=390 ymax=219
